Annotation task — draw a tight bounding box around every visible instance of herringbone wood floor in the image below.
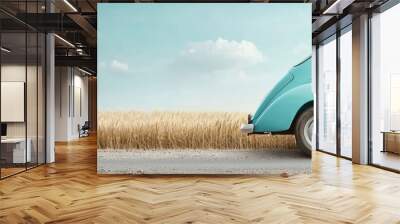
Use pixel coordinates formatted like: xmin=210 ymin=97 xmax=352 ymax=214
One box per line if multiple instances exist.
xmin=1 ymin=135 xmax=400 ymax=224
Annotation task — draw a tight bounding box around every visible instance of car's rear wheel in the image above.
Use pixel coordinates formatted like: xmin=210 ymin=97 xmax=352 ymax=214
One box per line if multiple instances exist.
xmin=294 ymin=107 xmax=313 ymax=156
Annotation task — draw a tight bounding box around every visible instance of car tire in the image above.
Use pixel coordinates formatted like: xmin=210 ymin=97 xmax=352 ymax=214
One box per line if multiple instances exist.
xmin=294 ymin=107 xmax=313 ymax=157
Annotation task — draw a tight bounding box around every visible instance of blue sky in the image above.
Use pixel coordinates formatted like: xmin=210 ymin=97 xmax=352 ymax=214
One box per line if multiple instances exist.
xmin=98 ymin=4 xmax=311 ymax=112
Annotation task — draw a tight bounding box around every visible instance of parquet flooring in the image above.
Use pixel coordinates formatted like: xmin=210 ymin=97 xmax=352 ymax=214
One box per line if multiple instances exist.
xmin=1 ymin=135 xmax=400 ymax=223
xmin=0 ymin=167 xmax=26 ymax=178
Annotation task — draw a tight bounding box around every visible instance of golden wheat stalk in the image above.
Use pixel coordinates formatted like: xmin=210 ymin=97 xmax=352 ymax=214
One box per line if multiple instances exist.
xmin=97 ymin=111 xmax=296 ymax=150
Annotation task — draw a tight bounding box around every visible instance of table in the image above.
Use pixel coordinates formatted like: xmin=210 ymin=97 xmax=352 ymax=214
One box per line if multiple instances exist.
xmin=1 ymin=138 xmax=31 ymax=163
xmin=381 ymin=131 xmax=400 ymax=154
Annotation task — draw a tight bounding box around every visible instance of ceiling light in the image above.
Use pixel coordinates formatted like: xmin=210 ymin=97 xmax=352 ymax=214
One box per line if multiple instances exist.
xmin=54 ymin=34 xmax=75 ymax=48
xmin=1 ymin=47 xmax=11 ymax=53
xmin=63 ymin=0 xmax=78 ymax=12
xmin=323 ymin=0 xmax=354 ymax=15
xmin=76 ymin=48 xmax=85 ymax=55
xmin=78 ymin=67 xmax=93 ymax=76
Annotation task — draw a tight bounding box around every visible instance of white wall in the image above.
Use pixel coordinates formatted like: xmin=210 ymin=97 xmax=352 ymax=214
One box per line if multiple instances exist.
xmin=55 ymin=67 xmax=69 ymax=141
xmin=70 ymin=73 xmax=89 ymax=138
xmin=55 ymin=67 xmax=89 ymax=141
xmin=1 ymin=65 xmax=27 ymax=144
xmin=1 ymin=66 xmax=26 ymax=138
xmin=1 ymin=65 xmax=39 ymax=138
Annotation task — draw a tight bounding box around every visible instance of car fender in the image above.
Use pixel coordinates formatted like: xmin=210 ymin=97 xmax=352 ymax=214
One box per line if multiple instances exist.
xmin=253 ymin=83 xmax=313 ymax=133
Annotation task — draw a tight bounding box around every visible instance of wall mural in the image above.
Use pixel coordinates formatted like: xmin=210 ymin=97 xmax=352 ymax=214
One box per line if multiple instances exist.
xmin=98 ymin=3 xmax=312 ymax=174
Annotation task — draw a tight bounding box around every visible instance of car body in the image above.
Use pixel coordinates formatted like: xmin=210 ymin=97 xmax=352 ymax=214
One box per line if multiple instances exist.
xmin=240 ymin=57 xmax=313 ymax=154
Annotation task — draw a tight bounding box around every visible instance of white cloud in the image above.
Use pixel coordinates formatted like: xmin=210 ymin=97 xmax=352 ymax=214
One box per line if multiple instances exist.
xmin=111 ymin=59 xmax=129 ymax=72
xmin=172 ymin=38 xmax=265 ymax=73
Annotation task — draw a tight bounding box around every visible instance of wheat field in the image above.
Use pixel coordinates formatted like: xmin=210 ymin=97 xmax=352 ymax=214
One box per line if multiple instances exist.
xmin=98 ymin=111 xmax=296 ymax=150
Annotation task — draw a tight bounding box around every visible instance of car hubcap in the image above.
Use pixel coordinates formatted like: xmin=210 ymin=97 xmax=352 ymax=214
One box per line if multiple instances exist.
xmin=304 ymin=117 xmax=313 ymax=148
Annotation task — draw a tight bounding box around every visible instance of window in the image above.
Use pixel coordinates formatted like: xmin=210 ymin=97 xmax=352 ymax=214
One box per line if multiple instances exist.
xmin=370 ymin=3 xmax=400 ymax=171
xmin=317 ymin=36 xmax=337 ymax=154
xmin=339 ymin=28 xmax=352 ymax=158
xmin=0 ymin=1 xmax=47 ymax=179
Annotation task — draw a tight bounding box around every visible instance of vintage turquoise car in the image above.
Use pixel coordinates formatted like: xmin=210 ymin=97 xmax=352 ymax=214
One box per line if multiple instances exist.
xmin=240 ymin=57 xmax=313 ymax=156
